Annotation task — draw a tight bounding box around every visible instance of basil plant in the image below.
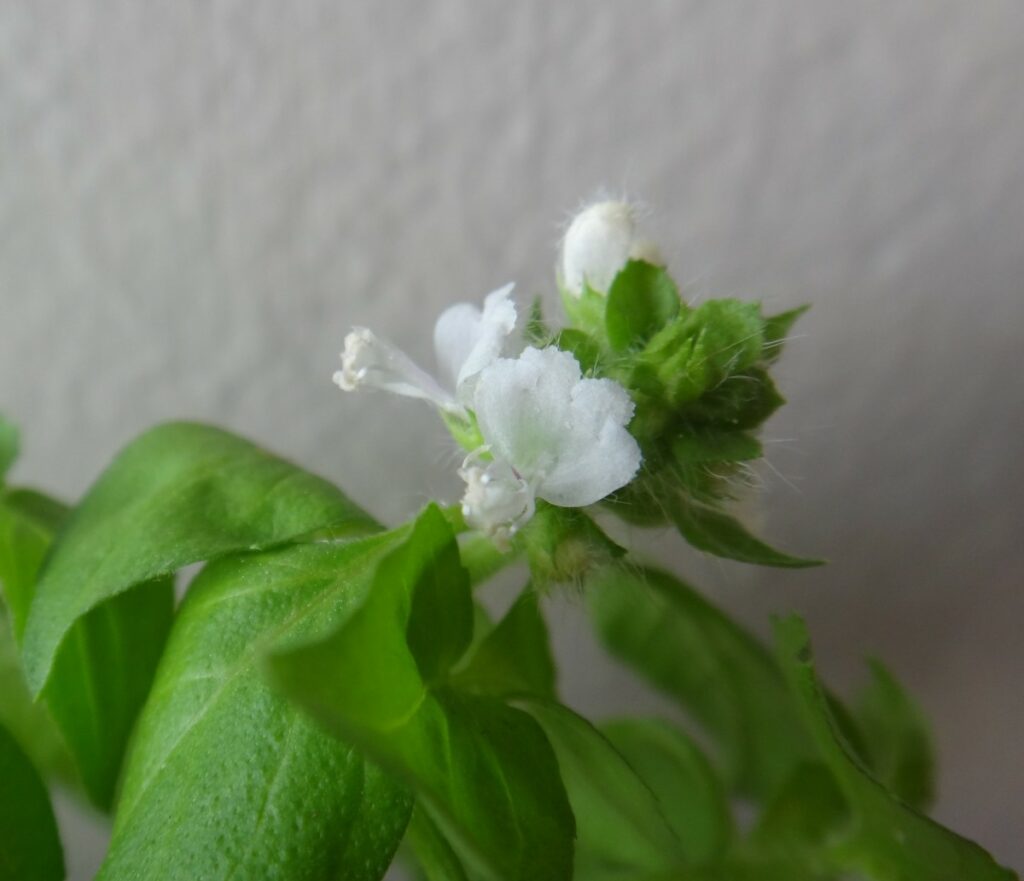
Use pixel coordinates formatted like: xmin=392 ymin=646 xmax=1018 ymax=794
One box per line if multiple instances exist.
xmin=0 ymin=201 xmax=1015 ymax=881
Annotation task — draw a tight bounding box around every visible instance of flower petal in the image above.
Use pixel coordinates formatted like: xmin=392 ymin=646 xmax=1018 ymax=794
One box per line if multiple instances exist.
xmin=561 ymin=201 xmax=636 ymax=296
xmin=433 ymin=283 xmax=516 ymax=400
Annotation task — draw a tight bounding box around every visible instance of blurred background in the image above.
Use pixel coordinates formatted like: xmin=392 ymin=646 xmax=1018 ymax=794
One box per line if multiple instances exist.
xmin=2 ymin=2 xmax=1022 ymax=877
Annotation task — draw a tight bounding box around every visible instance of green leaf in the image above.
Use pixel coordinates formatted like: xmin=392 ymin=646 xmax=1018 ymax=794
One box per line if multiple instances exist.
xmin=587 ymin=565 xmax=813 ymax=797
xmin=749 ymin=761 xmax=849 ymax=872
xmin=267 ymin=506 xmax=575 ymax=881
xmin=605 ymin=260 xmax=680 ymax=352
xmin=0 ymin=722 xmax=64 ymax=881
xmin=854 ymin=659 xmax=935 ymax=811
xmin=0 ymin=414 xmax=18 ymax=483
xmin=21 ymin=421 xmax=377 ymax=697
xmin=601 ymin=718 xmax=734 ymax=865
xmin=1 ymin=488 xmax=172 ymax=808
xmin=403 ymin=805 xmax=470 ymax=881
xmin=762 ymin=304 xmax=809 ymax=363
xmin=453 ymin=589 xmax=556 ymax=699
xmin=524 ymin=701 xmax=686 ymax=877
xmin=0 ymin=615 xmax=72 ymax=784
xmin=680 ymin=367 xmax=786 ymax=430
xmin=670 ymin=498 xmax=823 ymax=568
xmin=100 ymin=533 xmax=413 ymax=880
xmin=775 ymin=616 xmax=1017 ymax=881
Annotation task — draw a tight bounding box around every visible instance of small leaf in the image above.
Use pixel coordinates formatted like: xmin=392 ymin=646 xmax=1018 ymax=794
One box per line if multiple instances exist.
xmin=854 ymin=659 xmax=935 ymax=811
xmin=762 ymin=304 xmax=809 ymax=363
xmin=0 ymin=722 xmax=64 ymax=881
xmin=601 ymin=718 xmax=734 ymax=865
xmin=775 ymin=616 xmax=1017 ymax=881
xmin=453 ymin=588 xmax=556 ymax=699
xmin=670 ymin=498 xmax=823 ymax=568
xmin=267 ymin=506 xmax=575 ymax=881
xmin=605 ymin=261 xmax=680 ymax=352
xmin=22 ymin=421 xmax=377 ymax=697
xmin=100 ymin=533 xmax=413 ymax=880
xmin=0 ymin=415 xmax=18 ymax=483
xmin=587 ymin=565 xmax=814 ymax=797
xmin=524 ymin=701 xmax=686 ymax=877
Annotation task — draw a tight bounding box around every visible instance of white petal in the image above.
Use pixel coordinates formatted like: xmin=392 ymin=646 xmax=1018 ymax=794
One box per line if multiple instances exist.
xmin=433 ymin=283 xmax=516 ymax=401
xmin=472 ymin=347 xmax=642 ymax=508
xmin=561 ymin=201 xmax=636 ymax=297
xmin=458 ymin=450 xmax=535 ymax=550
xmin=333 ymin=327 xmax=463 ymax=414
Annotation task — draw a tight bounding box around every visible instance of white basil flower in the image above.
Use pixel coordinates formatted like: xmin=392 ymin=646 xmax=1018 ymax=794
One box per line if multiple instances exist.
xmin=333 ymin=283 xmax=516 ymax=416
xmin=460 ymin=346 xmax=642 ymax=542
xmin=561 ymin=200 xmax=663 ymax=297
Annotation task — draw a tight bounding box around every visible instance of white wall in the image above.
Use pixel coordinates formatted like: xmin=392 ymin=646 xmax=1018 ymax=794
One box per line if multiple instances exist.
xmin=2 ymin=2 xmax=1022 ymax=876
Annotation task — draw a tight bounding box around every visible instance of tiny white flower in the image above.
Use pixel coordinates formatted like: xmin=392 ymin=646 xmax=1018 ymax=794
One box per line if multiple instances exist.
xmin=460 ymin=346 xmax=642 ymax=541
xmin=561 ymin=200 xmax=664 ymax=297
xmin=333 ymin=283 xmax=516 ymax=415
xmin=458 ymin=450 xmax=535 ymax=551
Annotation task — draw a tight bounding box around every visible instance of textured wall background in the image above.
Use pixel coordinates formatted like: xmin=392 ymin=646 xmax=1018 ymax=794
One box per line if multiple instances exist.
xmin=2 ymin=2 xmax=1022 ymax=877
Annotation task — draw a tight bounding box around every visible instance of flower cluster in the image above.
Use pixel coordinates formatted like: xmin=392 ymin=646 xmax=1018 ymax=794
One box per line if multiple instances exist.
xmin=334 ymin=230 xmax=644 ymax=547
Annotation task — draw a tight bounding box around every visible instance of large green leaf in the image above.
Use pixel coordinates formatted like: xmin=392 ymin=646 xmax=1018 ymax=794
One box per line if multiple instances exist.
xmin=587 ymin=565 xmax=813 ymax=797
xmin=601 ymin=718 xmax=734 ymax=866
xmin=22 ymin=421 xmax=377 ymax=696
xmin=0 ymin=721 xmax=64 ymax=881
xmin=854 ymin=659 xmax=935 ymax=811
xmin=267 ymin=506 xmax=576 ymax=881
xmin=403 ymin=806 xmax=470 ymax=881
xmin=0 ymin=488 xmax=172 ymax=807
xmin=523 ymin=701 xmax=686 ymax=878
xmin=775 ymin=616 xmax=1016 ymax=881
xmin=100 ymin=533 xmax=413 ymax=881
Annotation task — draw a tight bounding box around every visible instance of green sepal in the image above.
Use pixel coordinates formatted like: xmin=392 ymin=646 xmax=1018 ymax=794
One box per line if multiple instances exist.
xmin=518 ymin=502 xmax=625 ymax=586
xmin=561 ymin=281 xmax=609 ymax=342
xmin=524 ymin=296 xmax=552 ymax=345
xmin=552 ymin=328 xmax=604 ymax=375
xmin=762 ymin=304 xmax=810 ymax=363
xmin=442 ymin=410 xmax=485 ymax=453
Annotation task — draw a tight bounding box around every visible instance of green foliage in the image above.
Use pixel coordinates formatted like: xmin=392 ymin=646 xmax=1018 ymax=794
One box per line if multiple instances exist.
xmin=587 ymin=565 xmax=814 ymax=797
xmin=775 ymin=616 xmax=1016 ymax=881
xmin=21 ymin=421 xmax=377 ymax=697
xmin=854 ymin=659 xmax=935 ymax=810
xmin=762 ymin=304 xmax=810 ymax=363
xmin=0 ymin=414 xmax=18 ymax=484
xmin=601 ymin=718 xmax=734 ymax=865
xmin=100 ymin=534 xmax=413 ymax=880
xmin=0 ymin=722 xmax=64 ymax=881
xmin=519 ymin=503 xmax=625 ymax=586
xmin=669 ymin=497 xmax=823 ymax=569
xmin=267 ymin=506 xmax=575 ymax=881
xmin=403 ymin=806 xmax=470 ymax=881
xmin=605 ymin=260 xmax=681 ymax=352
xmin=1 ymin=484 xmax=172 ymax=809
xmin=524 ymin=701 xmax=686 ymax=878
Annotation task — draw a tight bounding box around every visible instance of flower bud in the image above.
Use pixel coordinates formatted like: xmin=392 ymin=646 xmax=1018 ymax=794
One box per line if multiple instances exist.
xmin=561 ymin=201 xmax=637 ymax=297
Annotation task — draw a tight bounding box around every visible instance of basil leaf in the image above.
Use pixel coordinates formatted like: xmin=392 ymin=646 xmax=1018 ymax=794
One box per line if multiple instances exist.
xmin=855 ymin=659 xmax=935 ymax=811
xmin=1 ymin=489 xmax=172 ymax=808
xmin=403 ymin=805 xmax=470 ymax=881
xmin=22 ymin=421 xmax=377 ymax=697
xmin=267 ymin=506 xmax=575 ymax=881
xmin=100 ymin=534 xmax=412 ymax=880
xmin=775 ymin=616 xmax=1016 ymax=881
xmin=601 ymin=718 xmax=734 ymax=865
xmin=453 ymin=588 xmax=556 ymax=699
xmin=0 ymin=721 xmax=64 ymax=881
xmin=588 ymin=565 xmax=813 ymax=797
xmin=523 ymin=701 xmax=686 ymax=877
